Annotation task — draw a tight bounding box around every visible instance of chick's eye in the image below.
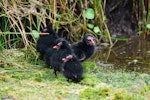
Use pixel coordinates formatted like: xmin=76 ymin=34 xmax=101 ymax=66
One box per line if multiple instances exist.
xmin=42 ymin=28 xmax=48 ymax=32
xmin=88 ymin=39 xmax=92 ymax=41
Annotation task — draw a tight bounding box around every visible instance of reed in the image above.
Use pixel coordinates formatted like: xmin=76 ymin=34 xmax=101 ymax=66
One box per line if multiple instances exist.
xmin=134 ymin=0 xmax=150 ymax=37
xmin=0 ymin=0 xmax=149 ymax=56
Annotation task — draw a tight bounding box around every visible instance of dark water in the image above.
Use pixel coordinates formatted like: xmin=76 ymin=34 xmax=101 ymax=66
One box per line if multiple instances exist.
xmin=93 ymin=36 xmax=150 ymax=74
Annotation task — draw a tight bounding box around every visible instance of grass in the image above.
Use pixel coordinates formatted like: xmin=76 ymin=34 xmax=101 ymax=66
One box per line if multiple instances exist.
xmin=0 ymin=0 xmax=112 ymax=52
xmin=0 ymin=0 xmax=149 ymax=56
xmin=0 ymin=49 xmax=150 ymax=100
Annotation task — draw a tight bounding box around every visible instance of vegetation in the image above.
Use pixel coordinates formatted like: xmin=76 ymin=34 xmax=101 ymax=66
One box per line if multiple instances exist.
xmin=1 ymin=0 xmax=149 ymax=51
xmin=0 ymin=49 xmax=150 ymax=99
xmin=0 ymin=0 xmax=150 ymax=99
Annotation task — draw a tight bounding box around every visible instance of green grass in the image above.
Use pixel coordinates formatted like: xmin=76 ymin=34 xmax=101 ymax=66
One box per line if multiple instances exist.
xmin=0 ymin=49 xmax=150 ymax=100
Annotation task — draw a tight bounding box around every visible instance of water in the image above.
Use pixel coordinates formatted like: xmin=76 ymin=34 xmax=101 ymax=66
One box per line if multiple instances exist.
xmin=93 ymin=36 xmax=150 ymax=74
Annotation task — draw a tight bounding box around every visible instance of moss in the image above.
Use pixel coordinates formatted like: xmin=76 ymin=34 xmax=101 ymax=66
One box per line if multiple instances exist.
xmin=0 ymin=49 xmax=150 ymax=99
xmin=82 ymin=61 xmax=99 ymax=73
xmin=80 ymin=87 xmax=99 ymax=99
xmin=79 ymin=84 xmax=112 ymax=99
xmin=81 ymin=73 xmax=99 ymax=86
xmin=112 ymin=89 xmax=132 ymax=100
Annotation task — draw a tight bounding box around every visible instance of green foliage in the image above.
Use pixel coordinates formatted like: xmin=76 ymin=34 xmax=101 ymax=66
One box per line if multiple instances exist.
xmin=82 ymin=61 xmax=99 ymax=73
xmin=31 ymin=30 xmax=39 ymax=39
xmin=87 ymin=23 xmax=94 ymax=29
xmin=0 ymin=49 xmax=150 ymax=99
xmin=146 ymin=24 xmax=150 ymax=29
xmin=84 ymin=8 xmax=101 ymax=35
xmin=84 ymin=8 xmax=95 ymax=19
xmin=0 ymin=0 xmax=149 ymax=53
xmin=0 ymin=0 xmax=150 ymax=98
xmin=0 ymin=39 xmax=4 ymax=50
xmin=93 ymin=26 xmax=100 ymax=33
xmin=111 ymin=37 xmax=128 ymax=41
xmin=113 ymin=89 xmax=132 ymax=100
xmin=82 ymin=73 xmax=99 ymax=86
xmin=1 ymin=15 xmax=10 ymax=32
xmin=80 ymin=85 xmax=112 ymax=99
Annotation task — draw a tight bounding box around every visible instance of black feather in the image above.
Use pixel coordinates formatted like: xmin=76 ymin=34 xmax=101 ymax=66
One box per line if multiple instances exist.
xmin=45 ymin=38 xmax=83 ymax=82
xmin=44 ymin=38 xmax=65 ymax=69
xmin=36 ymin=26 xmax=58 ymax=58
xmin=61 ymin=54 xmax=84 ymax=82
xmin=47 ymin=38 xmax=72 ymax=75
xmin=72 ymin=34 xmax=96 ymax=62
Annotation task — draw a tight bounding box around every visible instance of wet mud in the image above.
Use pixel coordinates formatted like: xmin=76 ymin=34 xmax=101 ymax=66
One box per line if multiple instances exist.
xmin=94 ymin=36 xmax=150 ymax=74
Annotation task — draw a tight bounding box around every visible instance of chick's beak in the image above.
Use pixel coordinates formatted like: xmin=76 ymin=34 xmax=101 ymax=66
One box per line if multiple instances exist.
xmin=88 ymin=39 xmax=95 ymax=45
xmin=53 ymin=45 xmax=59 ymax=49
xmin=57 ymin=41 xmax=63 ymax=46
xmin=67 ymin=55 xmax=73 ymax=59
xmin=62 ymin=58 xmax=67 ymax=62
xmin=39 ymin=31 xmax=49 ymax=35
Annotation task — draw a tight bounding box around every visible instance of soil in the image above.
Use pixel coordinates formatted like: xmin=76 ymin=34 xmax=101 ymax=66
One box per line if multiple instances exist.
xmin=105 ymin=0 xmax=138 ymax=38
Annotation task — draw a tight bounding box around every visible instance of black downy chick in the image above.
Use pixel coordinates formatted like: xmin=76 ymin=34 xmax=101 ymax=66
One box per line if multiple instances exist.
xmin=44 ymin=38 xmax=64 ymax=68
xmin=49 ymin=39 xmax=83 ymax=82
xmin=36 ymin=26 xmax=58 ymax=58
xmin=61 ymin=54 xmax=83 ymax=82
xmin=71 ymin=34 xmax=96 ymax=62
xmin=48 ymin=38 xmax=73 ymax=76
xmin=46 ymin=38 xmax=84 ymax=82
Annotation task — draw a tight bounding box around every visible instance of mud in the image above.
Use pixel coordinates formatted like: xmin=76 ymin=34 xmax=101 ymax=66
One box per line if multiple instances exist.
xmin=94 ymin=36 xmax=150 ymax=74
xmin=105 ymin=0 xmax=138 ymax=38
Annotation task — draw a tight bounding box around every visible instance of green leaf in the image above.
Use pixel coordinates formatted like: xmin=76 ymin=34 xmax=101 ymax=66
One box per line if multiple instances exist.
xmin=84 ymin=8 xmax=95 ymax=19
xmin=32 ymin=30 xmax=39 ymax=38
xmin=111 ymin=37 xmax=128 ymax=41
xmin=93 ymin=26 xmax=100 ymax=33
xmin=100 ymin=43 xmax=110 ymax=47
xmin=146 ymin=24 xmax=150 ymax=29
xmin=87 ymin=23 xmax=94 ymax=29
xmin=104 ymin=16 xmax=107 ymax=21
xmin=147 ymin=50 xmax=150 ymax=54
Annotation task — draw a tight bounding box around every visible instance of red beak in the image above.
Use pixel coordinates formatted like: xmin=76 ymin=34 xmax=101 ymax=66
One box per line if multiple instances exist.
xmin=53 ymin=45 xmax=59 ymax=49
xmin=62 ymin=58 xmax=67 ymax=62
xmin=88 ymin=39 xmax=95 ymax=45
xmin=66 ymin=55 xmax=73 ymax=59
xmin=39 ymin=31 xmax=49 ymax=35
